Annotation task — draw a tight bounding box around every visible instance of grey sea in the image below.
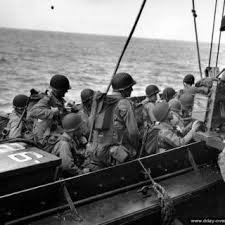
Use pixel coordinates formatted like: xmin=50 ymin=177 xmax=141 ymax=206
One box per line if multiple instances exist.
xmin=0 ymin=27 xmax=225 ymax=112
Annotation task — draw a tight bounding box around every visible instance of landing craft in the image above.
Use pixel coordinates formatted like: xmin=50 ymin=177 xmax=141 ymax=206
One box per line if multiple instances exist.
xmin=1 ymin=1 xmax=225 ymax=225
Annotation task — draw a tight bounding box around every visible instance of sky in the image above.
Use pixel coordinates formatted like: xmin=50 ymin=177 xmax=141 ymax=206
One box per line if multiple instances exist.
xmin=0 ymin=0 xmax=224 ymax=43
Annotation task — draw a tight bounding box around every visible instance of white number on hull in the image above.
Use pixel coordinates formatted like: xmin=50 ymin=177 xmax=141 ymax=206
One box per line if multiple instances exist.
xmin=8 ymin=151 xmax=43 ymax=163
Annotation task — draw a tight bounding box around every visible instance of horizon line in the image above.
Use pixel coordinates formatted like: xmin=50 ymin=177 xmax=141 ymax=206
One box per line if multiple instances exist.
xmin=0 ymin=26 xmax=217 ymax=45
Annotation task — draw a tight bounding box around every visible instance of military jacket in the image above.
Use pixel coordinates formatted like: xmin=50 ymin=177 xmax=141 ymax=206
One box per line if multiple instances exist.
xmin=141 ymin=98 xmax=157 ymax=126
xmin=28 ymin=91 xmax=65 ymax=142
xmin=113 ymin=92 xmax=140 ymax=156
xmin=155 ymin=121 xmax=194 ymax=151
xmin=169 ymin=111 xmax=184 ymax=133
xmin=6 ymin=110 xmax=32 ymax=139
xmin=51 ymin=132 xmax=81 ymax=176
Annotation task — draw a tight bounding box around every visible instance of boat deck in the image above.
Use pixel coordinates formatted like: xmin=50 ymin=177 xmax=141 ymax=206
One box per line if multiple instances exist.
xmin=27 ymin=166 xmax=223 ymax=225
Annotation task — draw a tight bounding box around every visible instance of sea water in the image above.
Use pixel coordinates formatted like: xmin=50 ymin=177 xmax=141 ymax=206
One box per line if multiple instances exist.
xmin=0 ymin=27 xmax=225 ymax=112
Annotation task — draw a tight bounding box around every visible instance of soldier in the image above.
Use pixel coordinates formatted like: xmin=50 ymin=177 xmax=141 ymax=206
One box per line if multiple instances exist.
xmin=5 ymin=94 xmax=32 ymax=139
xmin=168 ymin=99 xmax=185 ymax=134
xmin=142 ymin=85 xmax=160 ymax=126
xmin=162 ymin=87 xmax=176 ymax=102
xmin=52 ymin=113 xmax=89 ymax=177
xmin=178 ymin=74 xmax=196 ymax=97
xmin=180 ymin=93 xmax=194 ymax=127
xmin=153 ymin=102 xmax=200 ymax=152
xmin=81 ymin=88 xmax=94 ymax=117
xmin=87 ymin=72 xmax=140 ymax=171
xmin=112 ymin=73 xmax=140 ymax=156
xmin=178 ymin=74 xmax=209 ymax=98
xmin=28 ymin=74 xmax=70 ymax=146
xmin=78 ymin=88 xmax=94 ymax=138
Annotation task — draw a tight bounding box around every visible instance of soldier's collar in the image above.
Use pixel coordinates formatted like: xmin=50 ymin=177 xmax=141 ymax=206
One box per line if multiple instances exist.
xmin=62 ymin=132 xmax=73 ymax=141
xmin=160 ymin=121 xmax=173 ymax=129
xmin=50 ymin=91 xmax=66 ymax=103
xmin=111 ymin=91 xmax=123 ymax=98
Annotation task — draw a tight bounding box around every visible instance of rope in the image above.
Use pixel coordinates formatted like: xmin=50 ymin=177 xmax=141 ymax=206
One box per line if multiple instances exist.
xmin=216 ymin=0 xmax=225 ymax=67
xmin=208 ymin=0 xmax=218 ymax=68
xmin=105 ymin=0 xmax=147 ymax=94
xmin=138 ymin=124 xmax=150 ymax=158
xmin=138 ymin=159 xmax=175 ymax=225
xmin=192 ymin=0 xmax=203 ymax=78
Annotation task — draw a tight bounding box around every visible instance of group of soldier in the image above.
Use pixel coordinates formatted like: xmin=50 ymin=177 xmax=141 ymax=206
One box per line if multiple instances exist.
xmin=2 ymin=72 xmax=211 ymax=177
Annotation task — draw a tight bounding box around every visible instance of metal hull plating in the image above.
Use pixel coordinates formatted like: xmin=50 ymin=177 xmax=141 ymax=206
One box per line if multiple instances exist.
xmin=0 ymin=142 xmax=223 ymax=225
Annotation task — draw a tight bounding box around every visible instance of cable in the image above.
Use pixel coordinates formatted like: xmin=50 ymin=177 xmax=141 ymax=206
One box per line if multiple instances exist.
xmin=192 ymin=0 xmax=203 ymax=78
xmin=105 ymin=0 xmax=147 ymax=94
xmin=216 ymin=0 xmax=225 ymax=68
xmin=208 ymin=0 xmax=218 ymax=68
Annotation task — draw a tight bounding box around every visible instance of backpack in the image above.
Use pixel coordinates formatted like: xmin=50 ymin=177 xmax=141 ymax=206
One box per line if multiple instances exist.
xmin=94 ymin=94 xmax=119 ymax=131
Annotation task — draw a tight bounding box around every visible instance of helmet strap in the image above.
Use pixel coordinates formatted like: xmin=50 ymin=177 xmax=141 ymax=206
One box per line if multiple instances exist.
xmin=148 ymin=94 xmax=157 ymax=103
xmin=51 ymin=88 xmax=67 ymax=99
xmin=121 ymin=86 xmax=133 ymax=98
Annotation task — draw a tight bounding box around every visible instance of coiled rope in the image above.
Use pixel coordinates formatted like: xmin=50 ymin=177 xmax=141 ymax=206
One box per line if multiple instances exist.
xmin=138 ymin=159 xmax=175 ymax=225
xmin=216 ymin=0 xmax=225 ymax=67
xmin=192 ymin=0 xmax=202 ymax=78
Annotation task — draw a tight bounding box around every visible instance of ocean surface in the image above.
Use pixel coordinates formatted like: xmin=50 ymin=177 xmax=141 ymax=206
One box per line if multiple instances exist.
xmin=0 ymin=27 xmax=225 ymax=112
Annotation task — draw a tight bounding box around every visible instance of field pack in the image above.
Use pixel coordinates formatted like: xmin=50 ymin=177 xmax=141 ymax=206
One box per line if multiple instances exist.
xmin=94 ymin=93 xmax=119 ymax=131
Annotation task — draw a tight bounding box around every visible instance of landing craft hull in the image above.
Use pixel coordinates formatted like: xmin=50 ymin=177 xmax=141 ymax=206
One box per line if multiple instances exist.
xmin=0 ymin=142 xmax=224 ymax=224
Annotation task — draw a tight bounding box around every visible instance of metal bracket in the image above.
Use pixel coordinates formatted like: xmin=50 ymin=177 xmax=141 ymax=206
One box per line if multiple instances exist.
xmin=137 ymin=185 xmax=152 ymax=197
xmin=62 ymin=182 xmax=83 ymax=222
xmin=187 ymin=149 xmax=199 ymax=174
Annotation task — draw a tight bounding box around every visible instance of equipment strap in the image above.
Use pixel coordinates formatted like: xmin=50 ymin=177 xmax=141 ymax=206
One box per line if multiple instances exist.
xmin=187 ymin=149 xmax=199 ymax=174
xmin=62 ymin=182 xmax=83 ymax=222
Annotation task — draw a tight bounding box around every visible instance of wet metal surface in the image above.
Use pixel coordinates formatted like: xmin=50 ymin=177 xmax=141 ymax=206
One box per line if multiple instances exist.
xmin=28 ymin=166 xmax=222 ymax=225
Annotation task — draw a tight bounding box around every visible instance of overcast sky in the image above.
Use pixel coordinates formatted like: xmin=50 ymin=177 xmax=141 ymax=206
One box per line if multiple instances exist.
xmin=0 ymin=0 xmax=224 ymax=42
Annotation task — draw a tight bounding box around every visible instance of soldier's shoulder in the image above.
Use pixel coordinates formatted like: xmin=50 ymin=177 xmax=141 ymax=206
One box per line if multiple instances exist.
xmin=117 ymin=99 xmax=132 ymax=114
xmin=117 ymin=98 xmax=132 ymax=108
xmin=144 ymin=101 xmax=154 ymax=109
xmin=158 ymin=123 xmax=173 ymax=133
xmin=8 ymin=111 xmax=20 ymax=122
xmin=35 ymin=94 xmax=51 ymax=104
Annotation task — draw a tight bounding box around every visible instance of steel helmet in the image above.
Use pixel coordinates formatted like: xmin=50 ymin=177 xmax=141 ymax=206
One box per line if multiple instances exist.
xmin=183 ymin=74 xmax=195 ymax=85
xmin=62 ymin=113 xmax=83 ymax=132
xmin=162 ymin=87 xmax=176 ymax=101
xmin=112 ymin=73 xmax=136 ymax=91
xmin=13 ymin=94 xmax=29 ymax=108
xmin=152 ymin=102 xmax=170 ymax=122
xmin=145 ymin=85 xmax=160 ymax=97
xmin=81 ymin=89 xmax=94 ymax=103
xmin=180 ymin=93 xmax=194 ymax=109
xmin=50 ymin=75 xmax=71 ymax=91
xmin=169 ymin=99 xmax=181 ymax=113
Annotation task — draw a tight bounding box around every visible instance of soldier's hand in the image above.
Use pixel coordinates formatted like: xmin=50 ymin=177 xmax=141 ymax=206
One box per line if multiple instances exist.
xmin=82 ymin=168 xmax=90 ymax=174
xmin=66 ymin=100 xmax=79 ymax=113
xmin=66 ymin=100 xmax=75 ymax=107
xmin=191 ymin=121 xmax=200 ymax=132
xmin=51 ymin=107 xmax=59 ymax=115
xmin=80 ymin=136 xmax=87 ymax=145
